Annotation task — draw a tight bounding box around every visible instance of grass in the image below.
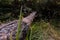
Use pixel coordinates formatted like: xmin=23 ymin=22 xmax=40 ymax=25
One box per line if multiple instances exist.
xmin=8 ymin=16 xmax=60 ymax=40
xmin=10 ymin=31 xmax=13 ymax=40
xmin=9 ymin=6 xmax=60 ymax=40
xmin=8 ymin=8 xmax=60 ymax=40
xmin=16 ymin=6 xmax=23 ymax=40
xmin=26 ymin=20 xmax=60 ymax=40
xmin=15 ymin=10 xmax=60 ymax=40
xmin=30 ymin=20 xmax=49 ymax=40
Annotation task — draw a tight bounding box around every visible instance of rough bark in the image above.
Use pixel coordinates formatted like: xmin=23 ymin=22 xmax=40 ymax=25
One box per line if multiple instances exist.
xmin=0 ymin=12 xmax=36 ymax=40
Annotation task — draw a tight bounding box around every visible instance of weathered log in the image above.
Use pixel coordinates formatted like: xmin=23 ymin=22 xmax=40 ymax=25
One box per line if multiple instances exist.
xmin=0 ymin=11 xmax=36 ymax=40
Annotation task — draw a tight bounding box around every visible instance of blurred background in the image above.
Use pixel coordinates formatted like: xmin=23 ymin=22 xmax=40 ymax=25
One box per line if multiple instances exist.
xmin=0 ymin=0 xmax=60 ymax=40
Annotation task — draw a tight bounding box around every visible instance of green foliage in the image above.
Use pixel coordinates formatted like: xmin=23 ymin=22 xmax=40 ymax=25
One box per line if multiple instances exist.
xmin=25 ymin=20 xmax=55 ymax=40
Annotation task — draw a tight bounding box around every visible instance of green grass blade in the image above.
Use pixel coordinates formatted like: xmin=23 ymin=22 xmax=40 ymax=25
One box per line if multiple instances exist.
xmin=16 ymin=6 xmax=23 ymax=40
xmin=10 ymin=32 xmax=13 ymax=40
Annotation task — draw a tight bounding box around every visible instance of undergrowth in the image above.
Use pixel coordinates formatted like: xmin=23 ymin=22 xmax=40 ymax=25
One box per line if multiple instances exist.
xmin=29 ymin=20 xmax=60 ymax=40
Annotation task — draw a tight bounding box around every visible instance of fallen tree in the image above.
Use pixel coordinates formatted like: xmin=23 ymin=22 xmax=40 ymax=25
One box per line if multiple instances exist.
xmin=0 ymin=11 xmax=36 ymax=40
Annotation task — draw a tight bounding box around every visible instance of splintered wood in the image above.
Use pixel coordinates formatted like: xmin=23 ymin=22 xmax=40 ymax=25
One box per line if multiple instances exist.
xmin=0 ymin=12 xmax=36 ymax=40
xmin=0 ymin=20 xmax=18 ymax=40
